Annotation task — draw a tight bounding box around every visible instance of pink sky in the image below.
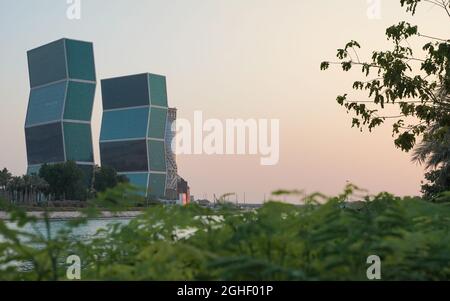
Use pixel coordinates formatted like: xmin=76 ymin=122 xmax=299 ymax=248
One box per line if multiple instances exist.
xmin=0 ymin=0 xmax=447 ymax=202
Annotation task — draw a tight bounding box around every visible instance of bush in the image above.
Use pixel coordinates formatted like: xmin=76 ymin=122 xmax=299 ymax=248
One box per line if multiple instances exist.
xmin=39 ymin=161 xmax=88 ymax=201
xmin=93 ymin=165 xmax=129 ymax=193
xmin=0 ymin=186 xmax=450 ymax=281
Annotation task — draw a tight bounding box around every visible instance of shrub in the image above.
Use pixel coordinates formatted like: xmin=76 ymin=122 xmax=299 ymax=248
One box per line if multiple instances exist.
xmin=0 ymin=186 xmax=449 ymax=281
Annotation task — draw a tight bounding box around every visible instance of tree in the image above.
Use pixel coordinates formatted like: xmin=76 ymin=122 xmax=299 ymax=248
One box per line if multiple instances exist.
xmin=1 ymin=168 xmax=49 ymax=204
xmin=421 ymin=166 xmax=450 ymax=198
xmin=412 ymin=123 xmax=450 ymax=197
xmin=93 ymin=165 xmax=129 ymax=193
xmin=0 ymin=168 xmax=12 ymax=192
xmin=6 ymin=176 xmax=22 ymax=203
xmin=39 ymin=161 xmax=87 ymax=201
xmin=321 ymin=0 xmax=449 ymax=194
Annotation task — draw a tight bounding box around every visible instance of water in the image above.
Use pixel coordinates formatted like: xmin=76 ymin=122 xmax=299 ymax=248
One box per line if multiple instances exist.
xmin=2 ymin=218 xmax=132 ymax=242
xmin=0 ymin=218 xmax=133 ymax=273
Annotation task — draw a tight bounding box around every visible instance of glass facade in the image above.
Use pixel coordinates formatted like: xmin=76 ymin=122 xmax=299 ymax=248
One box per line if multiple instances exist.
xmin=148 ymin=74 xmax=168 ymax=107
xmin=100 ymin=140 xmax=149 ymax=172
xmin=25 ymin=39 xmax=96 ymax=180
xmin=121 ymin=173 xmax=149 ymax=195
xmin=63 ymin=122 xmax=94 ymax=162
xmin=148 ymin=173 xmax=167 ymax=197
xmin=148 ymin=140 xmax=166 ymax=172
xmin=25 ymin=122 xmax=65 ymax=165
xmin=66 ymin=39 xmax=96 ymax=81
xmin=148 ymin=107 xmax=167 ymax=139
xmin=101 ymin=73 xmax=150 ymax=110
xmin=100 ymin=73 xmax=169 ymax=198
xmin=27 ymin=39 xmax=67 ymax=88
xmin=100 ymin=107 xmax=149 ymax=141
xmin=25 ymin=81 xmax=67 ymax=127
xmin=64 ymin=81 xmax=96 ymax=121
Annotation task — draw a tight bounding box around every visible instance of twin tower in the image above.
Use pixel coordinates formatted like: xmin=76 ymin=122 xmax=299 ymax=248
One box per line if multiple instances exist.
xmin=24 ymin=38 xmax=176 ymax=198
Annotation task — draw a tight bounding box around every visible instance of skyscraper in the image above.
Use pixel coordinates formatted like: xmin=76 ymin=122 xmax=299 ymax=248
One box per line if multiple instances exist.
xmin=25 ymin=38 xmax=96 ymax=180
xmin=100 ymin=73 xmax=168 ymax=198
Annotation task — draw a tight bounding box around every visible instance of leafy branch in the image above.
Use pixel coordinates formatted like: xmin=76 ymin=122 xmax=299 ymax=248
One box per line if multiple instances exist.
xmin=321 ymin=3 xmax=450 ymax=151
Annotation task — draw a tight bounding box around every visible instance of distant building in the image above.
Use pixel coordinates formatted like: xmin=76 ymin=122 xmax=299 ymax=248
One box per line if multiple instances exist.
xmin=99 ymin=73 xmax=168 ymax=198
xmin=24 ymin=38 xmax=97 ymax=182
xmin=165 ymin=108 xmax=178 ymax=199
xmin=177 ymin=177 xmax=191 ymax=205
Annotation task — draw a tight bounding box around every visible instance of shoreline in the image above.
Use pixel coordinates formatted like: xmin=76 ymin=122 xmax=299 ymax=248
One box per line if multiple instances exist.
xmin=0 ymin=211 xmax=143 ymax=221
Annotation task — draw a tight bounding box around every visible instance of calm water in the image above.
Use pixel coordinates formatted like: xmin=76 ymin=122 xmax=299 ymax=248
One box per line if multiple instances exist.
xmin=2 ymin=218 xmax=132 ymax=242
xmin=0 ymin=218 xmax=133 ymax=272
xmin=1 ymin=216 xmax=207 ymax=273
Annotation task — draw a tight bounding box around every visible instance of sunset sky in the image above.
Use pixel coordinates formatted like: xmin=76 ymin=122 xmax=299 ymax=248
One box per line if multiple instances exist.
xmin=0 ymin=0 xmax=448 ymax=202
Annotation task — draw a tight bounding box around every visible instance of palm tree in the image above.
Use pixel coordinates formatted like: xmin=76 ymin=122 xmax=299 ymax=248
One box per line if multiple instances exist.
xmin=30 ymin=175 xmax=49 ymax=204
xmin=413 ymin=130 xmax=450 ymax=168
xmin=22 ymin=175 xmax=31 ymax=204
xmin=7 ymin=176 xmax=20 ymax=204
xmin=0 ymin=168 xmax=12 ymax=192
xmin=412 ymin=123 xmax=450 ymax=197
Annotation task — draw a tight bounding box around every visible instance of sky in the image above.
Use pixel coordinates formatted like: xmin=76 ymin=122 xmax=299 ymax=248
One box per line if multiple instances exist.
xmin=0 ymin=0 xmax=448 ymax=203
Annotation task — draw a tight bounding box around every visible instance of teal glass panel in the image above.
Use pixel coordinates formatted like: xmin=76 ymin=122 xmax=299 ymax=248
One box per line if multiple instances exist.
xmin=64 ymin=82 xmax=96 ymax=121
xmin=148 ymin=74 xmax=168 ymax=107
xmin=121 ymin=173 xmax=149 ymax=196
xmin=27 ymin=165 xmax=42 ymax=175
xmin=147 ymin=107 xmax=167 ymax=139
xmin=148 ymin=173 xmax=166 ymax=197
xmin=100 ymin=140 xmax=148 ymax=172
xmin=65 ymin=39 xmax=96 ymax=81
xmin=25 ymin=122 xmax=65 ymax=165
xmin=148 ymin=140 xmax=166 ymax=172
xmin=27 ymin=39 xmax=67 ymax=88
xmin=100 ymin=107 xmax=149 ymax=141
xmin=25 ymin=81 xmax=67 ymax=126
xmin=63 ymin=122 xmax=94 ymax=162
xmin=101 ymin=74 xmax=150 ymax=110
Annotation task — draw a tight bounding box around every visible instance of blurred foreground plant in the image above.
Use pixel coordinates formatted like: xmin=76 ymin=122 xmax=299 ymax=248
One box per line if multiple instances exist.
xmin=1 ymin=184 xmax=450 ymax=281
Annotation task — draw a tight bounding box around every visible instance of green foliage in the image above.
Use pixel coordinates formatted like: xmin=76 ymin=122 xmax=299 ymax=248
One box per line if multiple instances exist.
xmin=93 ymin=165 xmax=129 ymax=193
xmin=321 ymin=1 xmax=450 ymax=152
xmin=413 ymin=124 xmax=450 ymax=196
xmin=1 ymin=185 xmax=450 ymax=281
xmin=3 ymin=173 xmax=49 ymax=205
xmin=39 ymin=161 xmax=87 ymax=201
xmin=1 ymin=164 xmax=130 ymax=204
xmin=321 ymin=0 xmax=450 ymax=197
xmin=421 ymin=165 xmax=450 ymax=199
xmin=0 ymin=168 xmax=12 ymax=191
xmin=87 ymin=182 xmax=145 ymax=213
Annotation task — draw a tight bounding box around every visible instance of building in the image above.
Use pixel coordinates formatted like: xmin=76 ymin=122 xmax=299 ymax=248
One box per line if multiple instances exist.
xmin=165 ymin=107 xmax=178 ymax=199
xmin=99 ymin=73 xmax=168 ymax=198
xmin=177 ymin=177 xmax=191 ymax=205
xmin=25 ymin=38 xmax=97 ymax=181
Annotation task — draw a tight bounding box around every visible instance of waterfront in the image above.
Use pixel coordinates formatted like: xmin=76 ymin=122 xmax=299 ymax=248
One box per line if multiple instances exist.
xmin=0 ymin=211 xmax=142 ymax=220
xmin=2 ymin=217 xmax=132 ymax=242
